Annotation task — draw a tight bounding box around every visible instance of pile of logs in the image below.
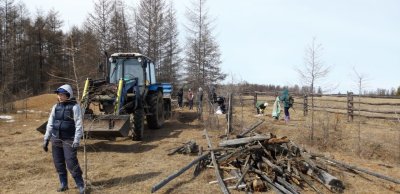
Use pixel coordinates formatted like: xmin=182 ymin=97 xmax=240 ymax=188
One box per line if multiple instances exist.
xmin=152 ymin=121 xmax=400 ymax=193
xmin=196 ymin=131 xmax=346 ymax=194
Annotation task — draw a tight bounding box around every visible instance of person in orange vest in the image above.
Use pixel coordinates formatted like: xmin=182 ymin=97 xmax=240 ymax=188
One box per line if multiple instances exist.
xmin=188 ymin=89 xmax=194 ymax=110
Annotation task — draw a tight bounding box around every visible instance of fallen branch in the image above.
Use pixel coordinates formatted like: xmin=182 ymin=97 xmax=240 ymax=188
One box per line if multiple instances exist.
xmin=151 ymin=151 xmax=210 ymax=193
xmin=317 ymin=156 xmax=400 ymax=184
xmin=204 ymin=129 xmax=231 ymax=194
xmin=237 ymin=119 xmax=265 ymax=138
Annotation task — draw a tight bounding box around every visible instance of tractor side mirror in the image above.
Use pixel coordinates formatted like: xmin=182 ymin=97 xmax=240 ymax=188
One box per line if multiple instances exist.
xmin=138 ymin=57 xmax=147 ymax=69
xmin=98 ymin=63 xmax=104 ymax=73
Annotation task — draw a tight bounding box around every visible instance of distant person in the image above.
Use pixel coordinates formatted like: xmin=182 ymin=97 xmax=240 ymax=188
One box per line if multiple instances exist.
xmin=43 ymin=84 xmax=85 ymax=194
xmin=280 ymin=89 xmax=290 ymax=123
xmin=177 ymin=88 xmax=184 ymax=109
xmin=209 ymin=85 xmax=217 ymax=103
xmin=197 ymin=87 xmax=204 ymax=117
xmin=272 ymin=95 xmax=281 ymax=120
xmin=188 ymin=89 xmax=194 ymax=110
xmin=256 ymin=101 xmax=268 ymax=115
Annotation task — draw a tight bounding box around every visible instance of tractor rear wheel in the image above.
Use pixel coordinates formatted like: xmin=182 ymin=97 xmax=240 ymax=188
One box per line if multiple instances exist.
xmin=147 ymin=91 xmax=165 ymax=129
xmin=132 ymin=108 xmax=144 ymax=141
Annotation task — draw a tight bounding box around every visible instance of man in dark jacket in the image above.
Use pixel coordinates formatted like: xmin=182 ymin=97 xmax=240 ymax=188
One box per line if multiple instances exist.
xmin=177 ymin=88 xmax=184 ymax=109
xmin=43 ymin=84 xmax=85 ymax=193
xmin=280 ymin=89 xmax=290 ymax=123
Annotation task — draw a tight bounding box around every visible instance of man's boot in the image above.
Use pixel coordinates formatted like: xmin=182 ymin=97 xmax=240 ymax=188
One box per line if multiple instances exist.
xmin=73 ymin=175 xmax=85 ymax=194
xmin=57 ymin=174 xmax=68 ymax=192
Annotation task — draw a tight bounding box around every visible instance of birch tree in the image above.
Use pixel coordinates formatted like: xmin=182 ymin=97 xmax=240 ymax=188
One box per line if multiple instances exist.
xmin=296 ymin=37 xmax=330 ymax=141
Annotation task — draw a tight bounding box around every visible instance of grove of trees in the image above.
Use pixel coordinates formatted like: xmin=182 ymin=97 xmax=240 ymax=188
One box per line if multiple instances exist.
xmin=0 ymin=0 xmax=226 ymax=112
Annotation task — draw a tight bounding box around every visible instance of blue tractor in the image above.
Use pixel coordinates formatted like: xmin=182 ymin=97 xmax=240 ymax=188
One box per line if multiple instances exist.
xmin=80 ymin=53 xmax=172 ymax=140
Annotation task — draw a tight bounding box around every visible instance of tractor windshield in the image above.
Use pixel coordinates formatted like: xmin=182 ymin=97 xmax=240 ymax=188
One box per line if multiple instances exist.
xmin=109 ymin=58 xmax=144 ymax=84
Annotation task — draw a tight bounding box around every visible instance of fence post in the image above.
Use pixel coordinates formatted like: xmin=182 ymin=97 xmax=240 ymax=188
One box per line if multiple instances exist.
xmin=347 ymin=92 xmax=354 ymax=122
xmin=303 ymin=94 xmax=308 ymax=116
xmin=254 ymin=92 xmax=258 ymax=114
xmin=226 ymin=93 xmax=233 ymax=136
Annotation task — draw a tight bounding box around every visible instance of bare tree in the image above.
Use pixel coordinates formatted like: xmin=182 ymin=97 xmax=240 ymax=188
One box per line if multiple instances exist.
xmin=353 ymin=67 xmax=369 ymax=156
xmin=86 ymin=0 xmax=113 ymax=53
xmin=159 ymin=1 xmax=182 ymax=87
xmin=109 ymin=0 xmax=133 ymax=52
xmin=184 ymin=0 xmax=226 ymax=89
xmin=135 ymin=0 xmax=168 ymax=68
xmin=296 ymin=37 xmax=330 ymax=141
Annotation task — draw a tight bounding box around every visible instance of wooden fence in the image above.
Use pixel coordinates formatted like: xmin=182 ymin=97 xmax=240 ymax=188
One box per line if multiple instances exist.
xmin=242 ymin=91 xmax=400 ymax=121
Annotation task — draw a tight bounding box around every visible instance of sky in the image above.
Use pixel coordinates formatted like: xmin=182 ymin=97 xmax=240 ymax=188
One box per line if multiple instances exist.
xmin=23 ymin=0 xmax=400 ymax=94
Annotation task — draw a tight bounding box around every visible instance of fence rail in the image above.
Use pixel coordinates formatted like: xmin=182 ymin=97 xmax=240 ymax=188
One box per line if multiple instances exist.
xmin=240 ymin=91 xmax=400 ymax=121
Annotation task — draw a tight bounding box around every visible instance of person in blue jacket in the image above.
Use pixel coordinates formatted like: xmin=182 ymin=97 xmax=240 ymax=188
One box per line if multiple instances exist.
xmin=43 ymin=84 xmax=85 ymax=193
xmin=280 ymin=89 xmax=290 ymax=123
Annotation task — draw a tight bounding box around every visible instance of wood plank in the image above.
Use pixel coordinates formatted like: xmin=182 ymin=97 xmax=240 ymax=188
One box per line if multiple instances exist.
xmin=204 ymin=129 xmax=231 ymax=194
xmin=219 ymin=134 xmax=271 ymax=147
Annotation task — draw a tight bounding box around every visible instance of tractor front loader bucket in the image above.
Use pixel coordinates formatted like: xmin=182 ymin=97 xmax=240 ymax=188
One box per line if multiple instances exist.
xmin=36 ymin=115 xmax=131 ymax=138
xmin=83 ymin=114 xmax=131 ymax=138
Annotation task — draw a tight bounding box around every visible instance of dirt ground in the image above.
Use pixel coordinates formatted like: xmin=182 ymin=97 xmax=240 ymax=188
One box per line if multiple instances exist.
xmin=1 ymin=94 xmax=400 ymax=194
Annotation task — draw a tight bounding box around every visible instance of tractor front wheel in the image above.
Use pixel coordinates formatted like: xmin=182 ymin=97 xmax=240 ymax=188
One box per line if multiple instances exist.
xmin=147 ymin=91 xmax=165 ymax=129
xmin=132 ymin=108 xmax=144 ymax=141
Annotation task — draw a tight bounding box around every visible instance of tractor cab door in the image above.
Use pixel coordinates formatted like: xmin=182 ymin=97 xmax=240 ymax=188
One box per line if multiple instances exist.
xmin=146 ymin=62 xmax=157 ymax=85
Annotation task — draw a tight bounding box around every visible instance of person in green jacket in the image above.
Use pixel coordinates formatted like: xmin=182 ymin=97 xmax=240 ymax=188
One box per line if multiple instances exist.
xmin=280 ymin=89 xmax=290 ymax=123
xmin=271 ymin=96 xmax=281 ymax=120
xmin=256 ymin=101 xmax=268 ymax=115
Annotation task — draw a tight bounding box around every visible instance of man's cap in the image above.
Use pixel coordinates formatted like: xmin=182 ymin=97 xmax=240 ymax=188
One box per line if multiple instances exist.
xmin=55 ymin=88 xmax=70 ymax=95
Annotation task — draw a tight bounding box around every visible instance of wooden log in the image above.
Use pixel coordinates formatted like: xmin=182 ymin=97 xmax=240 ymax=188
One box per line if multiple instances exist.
xmin=276 ymin=177 xmax=300 ymax=194
xmin=298 ymin=171 xmax=323 ymax=194
xmin=236 ymin=119 xmax=265 ymax=138
xmin=151 ymin=151 xmax=210 ymax=193
xmin=262 ymin=157 xmax=284 ymax=175
xmin=193 ymin=146 xmax=205 ymax=177
xmin=274 ymin=182 xmax=295 ymax=194
xmin=299 ymin=160 xmax=345 ymax=193
xmin=219 ymin=134 xmax=271 ymax=147
xmin=167 ymin=140 xmax=197 ymax=155
xmin=235 ymin=163 xmax=250 ymax=189
xmin=317 ymin=156 xmax=400 ymax=184
xmin=251 ymin=168 xmax=287 ymax=194
xmin=204 ymin=129 xmax=231 ymax=194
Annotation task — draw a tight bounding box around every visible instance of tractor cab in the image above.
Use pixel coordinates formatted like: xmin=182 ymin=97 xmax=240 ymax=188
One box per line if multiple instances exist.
xmin=108 ymin=53 xmax=157 ymax=87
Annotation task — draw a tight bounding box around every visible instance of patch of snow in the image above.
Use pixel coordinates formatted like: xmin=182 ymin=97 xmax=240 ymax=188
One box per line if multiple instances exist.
xmin=16 ymin=110 xmax=43 ymax=113
xmin=0 ymin=115 xmax=13 ymax=120
xmin=6 ymin=119 xmax=15 ymax=123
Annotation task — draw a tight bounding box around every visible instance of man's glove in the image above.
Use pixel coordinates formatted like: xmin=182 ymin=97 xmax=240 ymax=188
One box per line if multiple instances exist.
xmin=72 ymin=142 xmax=79 ymax=149
xmin=43 ymin=140 xmax=49 ymax=152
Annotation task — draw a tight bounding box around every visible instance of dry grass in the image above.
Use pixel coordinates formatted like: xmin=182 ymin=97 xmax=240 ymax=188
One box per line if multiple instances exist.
xmin=0 ymin=94 xmax=399 ymax=193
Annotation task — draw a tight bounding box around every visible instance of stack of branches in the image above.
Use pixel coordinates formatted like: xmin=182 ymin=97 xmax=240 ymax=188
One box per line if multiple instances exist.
xmin=196 ymin=132 xmax=345 ymax=193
